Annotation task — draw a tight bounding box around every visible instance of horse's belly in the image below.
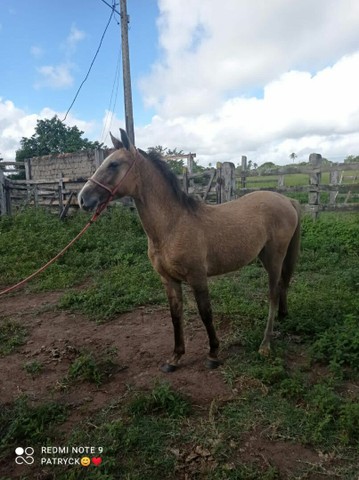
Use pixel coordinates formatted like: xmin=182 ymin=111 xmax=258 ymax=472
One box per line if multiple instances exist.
xmin=206 ymin=249 xmax=258 ymax=277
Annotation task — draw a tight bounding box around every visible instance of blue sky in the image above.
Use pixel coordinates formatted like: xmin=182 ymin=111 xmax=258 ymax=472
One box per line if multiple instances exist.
xmin=0 ymin=0 xmax=158 ymax=124
xmin=1 ymin=0 xmax=359 ymax=165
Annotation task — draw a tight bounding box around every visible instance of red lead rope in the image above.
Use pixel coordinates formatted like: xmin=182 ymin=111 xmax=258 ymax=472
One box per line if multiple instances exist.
xmin=0 ymin=153 xmax=137 ymax=297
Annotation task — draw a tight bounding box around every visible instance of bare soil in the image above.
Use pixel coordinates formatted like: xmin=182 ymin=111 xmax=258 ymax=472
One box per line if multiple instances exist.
xmin=0 ymin=291 xmax=331 ymax=479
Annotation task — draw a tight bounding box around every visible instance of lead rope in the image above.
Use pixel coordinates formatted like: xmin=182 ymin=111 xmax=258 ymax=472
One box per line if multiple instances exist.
xmin=0 ymin=152 xmax=137 ymax=297
xmin=0 ymin=209 xmax=100 ymax=297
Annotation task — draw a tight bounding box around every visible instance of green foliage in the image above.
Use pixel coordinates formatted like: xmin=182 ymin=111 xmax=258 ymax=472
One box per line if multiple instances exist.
xmin=0 ymin=319 xmax=27 ymax=356
xmin=64 ymin=385 xmax=188 ymax=479
xmin=23 ymin=360 xmax=43 ymax=377
xmin=301 ymin=213 xmax=359 ymax=255
xmin=65 ymin=348 xmax=118 ymax=386
xmin=344 ymin=154 xmax=359 ymax=163
xmin=129 ymin=381 xmax=192 ymax=418
xmin=16 ymin=116 xmax=103 ymax=162
xmin=311 ymin=314 xmax=359 ymax=371
xmin=60 ymin=260 xmax=164 ymax=319
xmin=0 ymin=396 xmax=67 ymax=452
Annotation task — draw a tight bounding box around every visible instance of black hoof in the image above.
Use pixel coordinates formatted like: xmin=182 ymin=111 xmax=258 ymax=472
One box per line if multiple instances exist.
xmin=160 ymin=363 xmax=177 ymax=373
xmin=206 ymin=358 xmax=222 ymax=369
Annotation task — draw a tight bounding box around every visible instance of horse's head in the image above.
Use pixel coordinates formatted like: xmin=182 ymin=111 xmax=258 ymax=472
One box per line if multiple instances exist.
xmin=78 ymin=129 xmax=138 ymax=211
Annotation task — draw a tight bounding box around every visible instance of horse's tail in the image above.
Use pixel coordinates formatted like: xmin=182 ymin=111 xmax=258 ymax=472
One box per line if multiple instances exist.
xmin=282 ymin=199 xmax=301 ymax=286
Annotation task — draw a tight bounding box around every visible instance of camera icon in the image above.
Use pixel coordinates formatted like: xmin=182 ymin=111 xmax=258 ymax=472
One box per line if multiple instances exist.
xmin=15 ymin=447 xmax=35 ymax=465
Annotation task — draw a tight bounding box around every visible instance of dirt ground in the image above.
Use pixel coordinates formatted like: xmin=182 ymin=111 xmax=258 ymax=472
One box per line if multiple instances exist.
xmin=0 ymin=290 xmax=334 ymax=479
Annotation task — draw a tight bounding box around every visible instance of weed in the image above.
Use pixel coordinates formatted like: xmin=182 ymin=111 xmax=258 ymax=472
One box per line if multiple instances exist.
xmin=0 ymin=319 xmax=27 ymax=356
xmin=23 ymin=360 xmax=43 ymax=377
xmin=65 ymin=348 xmax=118 ymax=386
xmin=311 ymin=314 xmax=359 ymax=372
xmin=0 ymin=396 xmax=68 ymax=454
xmin=63 ymin=386 xmax=188 ymax=479
xmin=128 ymin=381 xmax=192 ymax=418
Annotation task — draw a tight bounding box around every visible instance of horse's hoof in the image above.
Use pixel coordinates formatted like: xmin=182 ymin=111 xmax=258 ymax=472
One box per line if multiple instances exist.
xmin=206 ymin=358 xmax=222 ymax=369
xmin=160 ymin=363 xmax=177 ymax=373
xmin=258 ymin=345 xmax=271 ymax=357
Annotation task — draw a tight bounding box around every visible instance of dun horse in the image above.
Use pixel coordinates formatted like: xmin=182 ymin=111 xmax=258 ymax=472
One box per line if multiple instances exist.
xmin=78 ymin=129 xmax=301 ymax=372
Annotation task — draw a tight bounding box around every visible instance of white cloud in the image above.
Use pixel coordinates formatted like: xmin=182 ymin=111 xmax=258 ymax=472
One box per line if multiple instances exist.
xmin=34 ymin=25 xmax=86 ymax=90
xmin=141 ymin=0 xmax=359 ymax=117
xmin=35 ymin=63 xmax=74 ymax=89
xmin=136 ymin=0 xmax=359 ymax=165
xmin=30 ymin=45 xmax=44 ymax=58
xmin=0 ymin=98 xmax=96 ymax=161
xmin=135 ymin=52 xmax=359 ymax=165
xmin=63 ymin=24 xmax=86 ymax=55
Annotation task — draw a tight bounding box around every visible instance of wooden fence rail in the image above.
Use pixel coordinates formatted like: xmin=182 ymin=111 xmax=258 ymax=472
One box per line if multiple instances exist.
xmin=1 ymin=154 xmax=358 ymax=219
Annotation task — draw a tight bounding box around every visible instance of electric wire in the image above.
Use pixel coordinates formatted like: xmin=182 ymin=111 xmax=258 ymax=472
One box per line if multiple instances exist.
xmin=100 ymin=47 xmax=122 ymax=144
xmin=62 ymin=5 xmax=115 ymax=122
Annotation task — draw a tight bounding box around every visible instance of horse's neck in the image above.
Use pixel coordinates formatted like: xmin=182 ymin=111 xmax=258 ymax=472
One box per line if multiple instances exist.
xmin=133 ymin=160 xmax=184 ymax=245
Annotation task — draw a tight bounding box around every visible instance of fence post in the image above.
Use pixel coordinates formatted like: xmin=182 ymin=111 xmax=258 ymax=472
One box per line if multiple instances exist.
xmin=94 ymin=149 xmax=104 ymax=170
xmin=58 ymin=176 xmax=64 ymax=214
xmin=308 ymin=153 xmax=322 ymax=220
xmin=182 ymin=167 xmax=188 ymax=194
xmin=241 ymin=155 xmax=247 ymax=188
xmin=25 ymin=158 xmax=32 ymax=180
xmin=187 ymin=153 xmax=194 ymax=174
xmin=216 ymin=162 xmax=222 ymax=203
xmin=0 ymin=170 xmax=7 ymax=215
xmin=277 ymin=175 xmax=285 ymax=187
xmin=221 ymin=162 xmax=236 ymax=202
xmin=329 ymin=169 xmax=339 ymax=206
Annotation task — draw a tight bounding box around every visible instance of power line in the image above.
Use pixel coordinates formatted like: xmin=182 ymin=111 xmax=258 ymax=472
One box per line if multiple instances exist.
xmin=99 ymin=0 xmax=120 ymax=15
xmin=62 ymin=5 xmax=115 ymax=122
xmin=100 ymin=47 xmax=122 ymax=144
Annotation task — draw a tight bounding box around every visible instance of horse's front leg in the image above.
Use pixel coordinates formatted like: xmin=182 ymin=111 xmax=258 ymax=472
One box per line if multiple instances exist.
xmin=191 ymin=281 xmax=221 ymax=369
xmin=160 ymin=277 xmax=185 ymax=373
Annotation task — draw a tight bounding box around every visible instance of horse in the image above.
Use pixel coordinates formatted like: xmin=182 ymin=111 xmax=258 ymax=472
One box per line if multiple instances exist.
xmin=78 ymin=129 xmax=301 ymax=372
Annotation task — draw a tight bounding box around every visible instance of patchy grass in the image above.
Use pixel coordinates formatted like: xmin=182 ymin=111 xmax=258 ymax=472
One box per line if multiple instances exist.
xmin=23 ymin=360 xmax=43 ymax=378
xmin=0 ymin=207 xmax=358 ymax=478
xmin=0 ymin=396 xmax=68 ymax=455
xmin=0 ymin=319 xmax=27 ymax=356
xmin=61 ymin=347 xmax=120 ymax=387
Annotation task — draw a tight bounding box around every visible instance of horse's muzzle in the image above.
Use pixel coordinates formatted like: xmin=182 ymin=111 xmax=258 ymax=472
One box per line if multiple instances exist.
xmin=78 ymin=190 xmax=98 ymax=212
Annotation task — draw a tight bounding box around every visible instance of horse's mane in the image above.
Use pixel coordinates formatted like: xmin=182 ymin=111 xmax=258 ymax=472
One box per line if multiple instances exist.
xmin=138 ymin=149 xmax=200 ymax=212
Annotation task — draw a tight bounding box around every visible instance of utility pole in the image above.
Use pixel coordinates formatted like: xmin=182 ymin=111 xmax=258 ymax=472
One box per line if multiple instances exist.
xmin=120 ymin=0 xmax=135 ymax=145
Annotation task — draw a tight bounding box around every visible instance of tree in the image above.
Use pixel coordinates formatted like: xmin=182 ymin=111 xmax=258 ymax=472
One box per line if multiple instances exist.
xmin=16 ymin=116 xmax=104 ymax=162
xmin=259 ymin=162 xmax=276 ymax=170
xmin=289 ymin=152 xmax=297 ymax=162
xmin=344 ymin=155 xmax=359 ymax=163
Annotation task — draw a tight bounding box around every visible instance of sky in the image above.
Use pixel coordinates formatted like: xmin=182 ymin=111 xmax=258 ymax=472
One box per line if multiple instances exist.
xmin=1 ymin=0 xmax=359 ymax=167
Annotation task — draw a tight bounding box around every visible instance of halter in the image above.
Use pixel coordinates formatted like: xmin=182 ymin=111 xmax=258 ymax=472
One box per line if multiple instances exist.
xmin=87 ymin=149 xmax=138 ymax=215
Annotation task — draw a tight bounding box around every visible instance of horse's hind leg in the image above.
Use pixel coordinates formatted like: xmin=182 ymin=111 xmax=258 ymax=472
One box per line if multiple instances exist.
xmin=161 ymin=277 xmax=185 ymax=373
xmin=278 ymin=269 xmax=290 ymax=319
xmin=259 ymin=248 xmax=284 ymax=356
xmin=191 ymin=280 xmax=221 ymax=369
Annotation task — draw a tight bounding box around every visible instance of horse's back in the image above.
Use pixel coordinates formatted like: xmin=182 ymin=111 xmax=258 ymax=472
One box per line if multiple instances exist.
xmin=206 ymin=190 xmax=298 ymax=229
xmin=199 ymin=191 xmax=299 ymax=276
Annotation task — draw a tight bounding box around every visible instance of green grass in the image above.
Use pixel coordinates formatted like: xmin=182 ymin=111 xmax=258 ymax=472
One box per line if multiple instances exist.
xmin=0 ymin=319 xmax=27 ymax=356
xmin=0 ymin=396 xmax=68 ymax=455
xmin=0 ymin=206 xmax=166 ymax=317
xmin=64 ymin=348 xmax=119 ymax=386
xmin=244 ymin=170 xmax=359 ymax=204
xmin=0 ymin=207 xmax=359 ymax=478
xmin=23 ymin=360 xmax=43 ymax=377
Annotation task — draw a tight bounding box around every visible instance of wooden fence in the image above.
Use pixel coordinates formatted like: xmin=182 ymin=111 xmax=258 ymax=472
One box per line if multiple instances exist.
xmin=181 ymin=153 xmax=359 ymax=218
xmin=1 ymin=153 xmax=358 ymax=219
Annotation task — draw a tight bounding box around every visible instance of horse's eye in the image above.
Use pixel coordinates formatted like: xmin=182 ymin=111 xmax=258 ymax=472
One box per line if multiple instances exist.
xmin=108 ymin=161 xmax=119 ymax=170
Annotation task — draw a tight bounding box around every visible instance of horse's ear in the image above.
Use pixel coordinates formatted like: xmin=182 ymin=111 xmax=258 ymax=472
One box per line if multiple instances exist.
xmin=120 ymin=128 xmax=132 ymax=151
xmin=110 ymin=132 xmax=123 ymax=150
